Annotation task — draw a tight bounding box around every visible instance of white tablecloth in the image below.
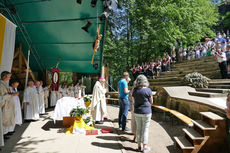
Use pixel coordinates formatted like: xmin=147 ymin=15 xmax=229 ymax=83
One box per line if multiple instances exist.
xmin=53 ymin=97 xmax=86 ymax=123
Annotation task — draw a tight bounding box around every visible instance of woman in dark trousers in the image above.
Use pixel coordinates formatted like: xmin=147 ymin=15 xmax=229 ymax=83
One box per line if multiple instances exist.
xmin=132 ymin=75 xmax=153 ymax=153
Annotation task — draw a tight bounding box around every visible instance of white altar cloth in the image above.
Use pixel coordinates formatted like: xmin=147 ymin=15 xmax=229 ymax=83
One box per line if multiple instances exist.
xmin=53 ymin=97 xmax=86 ymax=123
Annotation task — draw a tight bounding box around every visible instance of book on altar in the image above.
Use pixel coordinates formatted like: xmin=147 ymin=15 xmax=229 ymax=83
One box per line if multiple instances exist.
xmin=86 ymin=129 xmax=98 ymax=135
xmin=101 ymin=128 xmax=113 ymax=133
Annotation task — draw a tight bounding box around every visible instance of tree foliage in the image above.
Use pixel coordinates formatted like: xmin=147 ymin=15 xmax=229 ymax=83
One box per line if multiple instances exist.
xmin=103 ymin=0 xmax=219 ymax=87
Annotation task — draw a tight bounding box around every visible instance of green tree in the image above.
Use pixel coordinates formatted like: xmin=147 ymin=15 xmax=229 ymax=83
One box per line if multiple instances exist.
xmin=104 ymin=0 xmax=219 ymax=88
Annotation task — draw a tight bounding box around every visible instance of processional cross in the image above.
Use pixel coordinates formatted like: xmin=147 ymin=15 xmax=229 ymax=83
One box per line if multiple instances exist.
xmin=91 ymin=24 xmax=102 ymax=64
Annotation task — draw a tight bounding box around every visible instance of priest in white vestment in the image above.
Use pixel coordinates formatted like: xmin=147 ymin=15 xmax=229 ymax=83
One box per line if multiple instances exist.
xmin=23 ymin=81 xmax=40 ymax=120
xmin=44 ymin=85 xmax=50 ymax=109
xmin=62 ymin=84 xmax=68 ymax=97
xmin=50 ymin=90 xmax=57 ymax=107
xmin=91 ymin=78 xmax=107 ymax=124
xmin=10 ymin=81 xmax=22 ymax=127
xmin=0 ymin=72 xmax=15 ymax=136
xmin=68 ymin=85 xmax=74 ymax=97
xmin=36 ymin=81 xmax=45 ymax=114
xmin=74 ymin=83 xmax=81 ymax=97
xmin=0 ymin=71 xmax=16 ymax=146
xmin=57 ymin=84 xmax=63 ymax=100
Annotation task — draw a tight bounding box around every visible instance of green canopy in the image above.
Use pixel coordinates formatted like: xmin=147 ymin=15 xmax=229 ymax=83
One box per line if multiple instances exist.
xmin=0 ymin=0 xmax=106 ymax=73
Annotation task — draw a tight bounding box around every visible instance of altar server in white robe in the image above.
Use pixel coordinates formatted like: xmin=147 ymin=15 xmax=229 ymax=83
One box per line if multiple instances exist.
xmin=57 ymin=84 xmax=63 ymax=100
xmin=44 ymin=85 xmax=50 ymax=109
xmin=62 ymin=84 xmax=68 ymax=97
xmin=0 ymin=71 xmax=16 ymax=146
xmin=0 ymin=72 xmax=15 ymax=135
xmin=91 ymin=77 xmax=107 ymax=124
xmin=74 ymin=83 xmax=81 ymax=97
xmin=68 ymin=85 xmax=74 ymax=97
xmin=50 ymin=90 xmax=57 ymax=107
xmin=37 ymin=81 xmax=45 ymax=114
xmin=23 ymin=81 xmax=40 ymax=120
xmin=10 ymin=81 xmax=22 ymax=127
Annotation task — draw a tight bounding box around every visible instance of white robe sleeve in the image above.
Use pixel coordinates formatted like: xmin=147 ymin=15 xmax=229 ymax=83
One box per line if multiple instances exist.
xmin=23 ymin=88 xmax=29 ymax=103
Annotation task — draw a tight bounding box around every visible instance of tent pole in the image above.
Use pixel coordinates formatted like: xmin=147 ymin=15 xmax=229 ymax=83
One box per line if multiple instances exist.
xmin=25 ymin=50 xmax=30 ymax=88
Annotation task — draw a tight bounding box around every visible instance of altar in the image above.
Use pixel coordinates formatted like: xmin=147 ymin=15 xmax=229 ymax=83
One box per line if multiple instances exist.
xmin=53 ymin=97 xmax=86 ymax=123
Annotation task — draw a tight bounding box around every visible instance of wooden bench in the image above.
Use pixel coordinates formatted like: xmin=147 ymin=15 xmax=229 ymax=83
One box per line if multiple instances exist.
xmin=152 ymin=104 xmax=194 ymax=127
xmin=106 ymin=98 xmax=119 ymax=105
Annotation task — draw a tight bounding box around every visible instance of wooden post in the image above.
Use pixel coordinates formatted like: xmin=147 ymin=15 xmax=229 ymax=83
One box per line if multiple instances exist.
xmin=19 ymin=44 xmax=22 ymax=72
xmin=25 ymin=50 xmax=30 ymax=88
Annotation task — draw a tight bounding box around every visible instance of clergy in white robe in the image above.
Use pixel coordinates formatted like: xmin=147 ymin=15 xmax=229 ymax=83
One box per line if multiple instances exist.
xmin=44 ymin=86 xmax=50 ymax=109
xmin=0 ymin=96 xmax=4 ymax=147
xmin=50 ymin=90 xmax=57 ymax=107
xmin=0 ymin=71 xmax=15 ymax=146
xmin=37 ymin=81 xmax=45 ymax=114
xmin=57 ymin=84 xmax=63 ymax=100
xmin=10 ymin=81 xmax=22 ymax=126
xmin=23 ymin=81 xmax=40 ymax=120
xmin=68 ymin=86 xmax=74 ymax=97
xmin=0 ymin=72 xmax=15 ymax=135
xmin=91 ymin=78 xmax=107 ymax=124
xmin=74 ymin=83 xmax=81 ymax=97
xmin=62 ymin=85 xmax=68 ymax=97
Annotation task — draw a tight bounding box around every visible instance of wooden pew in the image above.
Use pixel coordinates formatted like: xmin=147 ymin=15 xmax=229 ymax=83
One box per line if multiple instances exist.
xmin=152 ymin=104 xmax=194 ymax=127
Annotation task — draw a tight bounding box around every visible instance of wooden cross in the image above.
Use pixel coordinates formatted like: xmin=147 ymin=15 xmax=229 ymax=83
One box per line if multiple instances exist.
xmin=91 ymin=24 xmax=102 ymax=64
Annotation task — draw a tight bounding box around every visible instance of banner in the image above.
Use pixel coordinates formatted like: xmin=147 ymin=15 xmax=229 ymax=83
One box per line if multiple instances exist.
xmin=0 ymin=14 xmax=17 ymax=74
xmin=51 ymin=68 xmax=60 ymax=91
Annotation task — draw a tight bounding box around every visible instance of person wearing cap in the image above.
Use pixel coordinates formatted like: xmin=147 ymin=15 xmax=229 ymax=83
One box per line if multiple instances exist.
xmin=91 ymin=77 xmax=107 ymax=124
xmin=118 ymin=72 xmax=130 ymax=131
xmin=0 ymin=71 xmax=16 ymax=146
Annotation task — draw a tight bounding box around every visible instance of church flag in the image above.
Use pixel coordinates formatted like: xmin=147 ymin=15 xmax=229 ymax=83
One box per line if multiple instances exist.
xmin=51 ymin=68 xmax=60 ymax=91
xmin=0 ymin=13 xmax=17 ymax=74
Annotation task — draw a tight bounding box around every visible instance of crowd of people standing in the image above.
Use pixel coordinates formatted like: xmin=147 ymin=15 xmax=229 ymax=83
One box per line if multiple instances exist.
xmin=130 ymin=30 xmax=230 ymax=79
xmin=50 ymin=82 xmax=85 ymax=107
xmin=0 ymin=70 xmax=87 ymax=149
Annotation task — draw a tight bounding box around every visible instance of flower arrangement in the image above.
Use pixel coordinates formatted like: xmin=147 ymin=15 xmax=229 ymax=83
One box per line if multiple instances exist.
xmin=84 ymin=95 xmax=92 ymax=102
xmin=182 ymin=72 xmax=210 ymax=88
xmin=70 ymin=106 xmax=86 ymax=117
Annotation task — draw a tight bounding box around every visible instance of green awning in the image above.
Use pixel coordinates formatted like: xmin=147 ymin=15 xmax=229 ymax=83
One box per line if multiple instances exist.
xmin=1 ymin=0 xmax=106 ymax=73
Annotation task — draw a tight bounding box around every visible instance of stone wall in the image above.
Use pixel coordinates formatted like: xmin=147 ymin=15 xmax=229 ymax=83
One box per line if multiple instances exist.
xmin=154 ymin=87 xmax=226 ymax=120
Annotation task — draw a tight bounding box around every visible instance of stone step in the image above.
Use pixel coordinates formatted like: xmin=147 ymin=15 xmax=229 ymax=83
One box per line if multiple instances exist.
xmin=209 ymin=79 xmax=230 ymax=83
xmin=188 ymin=91 xmax=226 ymax=98
xmin=173 ymin=66 xmax=219 ymax=72
xmin=200 ymin=112 xmax=225 ymax=121
xmin=173 ymin=61 xmax=217 ymax=68
xmin=195 ymin=88 xmax=230 ymax=94
xmin=192 ymin=120 xmax=216 ymax=131
xmin=149 ymin=77 xmax=182 ymax=82
xmin=156 ymin=74 xmax=184 ymax=78
xmin=149 ymin=85 xmax=178 ymax=91
xmin=150 ymin=81 xmax=182 ymax=86
xmin=180 ymin=69 xmax=219 ymax=75
xmin=208 ymin=79 xmax=230 ymax=85
xmin=160 ymin=71 xmax=180 ymax=76
xmin=208 ymin=84 xmax=230 ymax=89
xmin=174 ymin=58 xmax=216 ymax=65
xmin=183 ymin=128 xmax=205 ymax=141
xmin=174 ymin=136 xmax=194 ymax=151
xmin=172 ymin=62 xmax=218 ymax=68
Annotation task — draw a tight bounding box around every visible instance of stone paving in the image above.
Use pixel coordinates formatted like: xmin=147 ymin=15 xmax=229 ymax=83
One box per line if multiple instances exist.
xmin=0 ymin=105 xmax=185 ymax=153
